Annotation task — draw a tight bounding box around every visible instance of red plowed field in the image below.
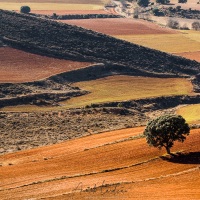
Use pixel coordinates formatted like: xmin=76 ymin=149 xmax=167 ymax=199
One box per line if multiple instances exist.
xmin=61 ymin=18 xmax=178 ymax=35
xmin=0 ymin=127 xmax=199 ymax=200
xmin=175 ymin=51 xmax=200 ymax=62
xmin=0 ymin=47 xmax=92 ymax=83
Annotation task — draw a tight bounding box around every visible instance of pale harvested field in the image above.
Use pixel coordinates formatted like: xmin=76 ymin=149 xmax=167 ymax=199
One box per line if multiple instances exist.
xmin=32 ymin=9 xmax=108 ymax=15
xmin=177 ymin=104 xmax=200 ymax=123
xmin=175 ymin=51 xmax=200 ymax=62
xmin=0 ymin=3 xmax=104 ymax=11
xmin=0 ymin=47 xmax=92 ymax=83
xmin=116 ymin=33 xmax=200 ymax=53
xmin=63 ymin=75 xmax=193 ymax=108
xmin=0 ymin=127 xmax=199 ymax=199
xmin=62 ymin=18 xmax=178 ymax=35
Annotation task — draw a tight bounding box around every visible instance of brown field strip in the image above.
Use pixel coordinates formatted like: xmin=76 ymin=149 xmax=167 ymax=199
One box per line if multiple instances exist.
xmin=0 ymin=128 xmax=199 ymax=199
xmin=62 ymin=18 xmax=178 ymax=35
xmin=0 ymin=47 xmax=92 ymax=83
xmin=175 ymin=51 xmax=200 ymax=62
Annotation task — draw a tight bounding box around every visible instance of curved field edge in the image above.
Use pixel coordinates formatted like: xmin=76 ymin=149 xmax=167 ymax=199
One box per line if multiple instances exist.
xmin=0 ymin=62 xmax=200 ymax=111
xmin=177 ymin=104 xmax=200 ymax=124
xmin=0 ymin=128 xmax=199 ymax=199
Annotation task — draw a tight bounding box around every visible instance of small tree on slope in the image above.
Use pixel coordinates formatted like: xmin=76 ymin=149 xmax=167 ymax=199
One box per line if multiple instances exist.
xmin=143 ymin=115 xmax=190 ymax=154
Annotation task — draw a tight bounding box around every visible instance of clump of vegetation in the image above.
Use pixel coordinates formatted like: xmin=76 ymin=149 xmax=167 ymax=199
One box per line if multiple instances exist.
xmin=144 ymin=115 xmax=190 ymax=154
xmin=137 ymin=0 xmax=149 ymax=7
xmin=156 ymin=0 xmax=170 ymax=4
xmin=20 ymin=6 xmax=31 ymax=14
xmin=167 ymin=19 xmax=180 ymax=29
xmin=152 ymin=8 xmax=164 ymax=16
xmin=192 ymin=21 xmax=200 ymax=30
xmin=178 ymin=0 xmax=187 ymax=3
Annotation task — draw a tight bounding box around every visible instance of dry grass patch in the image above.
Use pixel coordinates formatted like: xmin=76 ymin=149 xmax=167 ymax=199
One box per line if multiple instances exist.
xmin=177 ymin=104 xmax=200 ymax=124
xmin=62 ymin=75 xmax=193 ymax=108
xmin=115 ymin=33 xmax=200 ymax=53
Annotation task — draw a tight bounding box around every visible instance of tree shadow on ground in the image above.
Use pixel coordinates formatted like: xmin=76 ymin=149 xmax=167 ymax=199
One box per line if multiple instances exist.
xmin=160 ymin=152 xmax=200 ymax=164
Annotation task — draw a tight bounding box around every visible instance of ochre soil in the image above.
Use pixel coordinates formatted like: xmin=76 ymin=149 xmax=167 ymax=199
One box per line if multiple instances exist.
xmin=175 ymin=51 xmax=200 ymax=63
xmin=0 ymin=127 xmax=199 ymax=200
xmin=0 ymin=47 xmax=92 ymax=83
xmin=61 ymin=18 xmax=178 ymax=35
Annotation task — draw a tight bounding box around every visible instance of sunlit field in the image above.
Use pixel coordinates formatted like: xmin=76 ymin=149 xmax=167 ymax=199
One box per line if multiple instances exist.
xmin=0 ymin=75 xmax=193 ymax=112
xmin=177 ymin=104 xmax=200 ymax=124
xmin=115 ymin=33 xmax=200 ymax=53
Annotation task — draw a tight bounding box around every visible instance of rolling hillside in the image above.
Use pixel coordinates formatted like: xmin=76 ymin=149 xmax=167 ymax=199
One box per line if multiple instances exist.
xmin=0 ymin=9 xmax=199 ymax=77
xmin=0 ymin=127 xmax=199 ymax=199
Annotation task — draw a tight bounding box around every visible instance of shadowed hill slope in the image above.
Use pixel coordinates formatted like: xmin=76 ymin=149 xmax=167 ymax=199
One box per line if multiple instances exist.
xmin=0 ymin=9 xmax=200 ymax=77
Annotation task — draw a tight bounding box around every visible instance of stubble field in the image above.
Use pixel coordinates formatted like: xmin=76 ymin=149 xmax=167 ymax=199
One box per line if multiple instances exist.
xmin=63 ymin=75 xmax=194 ymax=108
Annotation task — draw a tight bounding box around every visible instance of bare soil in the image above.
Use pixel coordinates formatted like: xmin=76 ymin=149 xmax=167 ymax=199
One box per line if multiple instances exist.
xmin=0 ymin=47 xmax=92 ymax=83
xmin=176 ymin=51 xmax=200 ymax=62
xmin=0 ymin=127 xmax=199 ymax=199
xmin=64 ymin=18 xmax=178 ymax=35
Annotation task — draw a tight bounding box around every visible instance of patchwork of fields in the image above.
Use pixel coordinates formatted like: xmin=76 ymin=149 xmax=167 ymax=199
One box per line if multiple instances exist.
xmin=0 ymin=2 xmax=200 ymax=199
xmin=66 ymin=19 xmax=200 ymax=61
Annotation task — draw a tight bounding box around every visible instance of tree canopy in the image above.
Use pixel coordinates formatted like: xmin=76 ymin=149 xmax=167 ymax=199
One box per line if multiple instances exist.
xmin=144 ymin=115 xmax=190 ymax=154
xmin=137 ymin=0 xmax=149 ymax=7
xmin=20 ymin=6 xmax=31 ymax=14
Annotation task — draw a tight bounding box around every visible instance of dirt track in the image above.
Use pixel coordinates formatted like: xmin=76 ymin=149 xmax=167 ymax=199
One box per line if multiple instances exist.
xmin=0 ymin=128 xmax=199 ymax=199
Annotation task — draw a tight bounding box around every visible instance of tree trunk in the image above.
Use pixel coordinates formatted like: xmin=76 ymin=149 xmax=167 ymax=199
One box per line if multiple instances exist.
xmin=166 ymin=146 xmax=171 ymax=154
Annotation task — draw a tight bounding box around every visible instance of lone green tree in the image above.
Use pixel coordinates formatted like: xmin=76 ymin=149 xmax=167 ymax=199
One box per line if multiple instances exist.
xmin=20 ymin=6 xmax=31 ymax=14
xmin=144 ymin=115 xmax=190 ymax=154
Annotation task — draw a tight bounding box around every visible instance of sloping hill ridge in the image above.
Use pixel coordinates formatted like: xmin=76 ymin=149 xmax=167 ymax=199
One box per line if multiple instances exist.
xmin=0 ymin=9 xmax=200 ymax=77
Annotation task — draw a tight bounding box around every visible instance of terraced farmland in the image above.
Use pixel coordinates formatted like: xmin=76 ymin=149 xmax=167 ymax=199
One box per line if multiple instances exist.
xmin=0 ymin=127 xmax=199 ymax=199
